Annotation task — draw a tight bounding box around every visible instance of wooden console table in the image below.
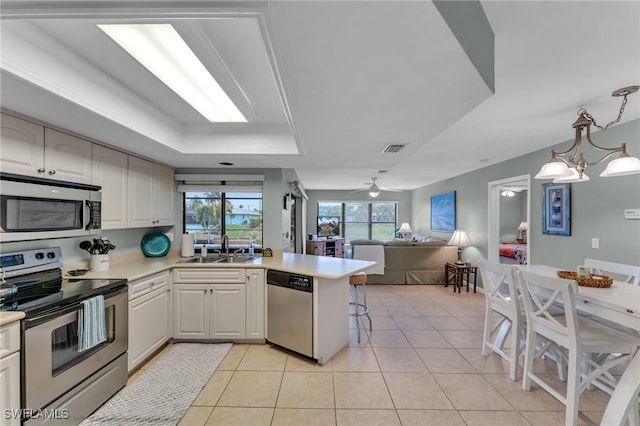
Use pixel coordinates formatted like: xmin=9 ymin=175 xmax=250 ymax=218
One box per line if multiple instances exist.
xmin=444 ymin=262 xmax=478 ymax=293
xmin=306 ymin=238 xmax=345 ymax=258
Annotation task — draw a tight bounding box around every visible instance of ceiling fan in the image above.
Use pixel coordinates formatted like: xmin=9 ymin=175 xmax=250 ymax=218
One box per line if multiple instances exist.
xmin=352 ymin=177 xmax=401 ymax=198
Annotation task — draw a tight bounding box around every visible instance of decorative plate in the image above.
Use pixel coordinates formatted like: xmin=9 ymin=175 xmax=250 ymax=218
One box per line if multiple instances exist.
xmin=141 ymin=232 xmax=171 ymax=257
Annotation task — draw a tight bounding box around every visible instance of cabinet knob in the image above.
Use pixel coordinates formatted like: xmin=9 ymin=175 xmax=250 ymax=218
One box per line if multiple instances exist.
xmin=38 ymin=168 xmax=45 ymax=173
xmin=48 ymin=170 xmax=56 ymax=175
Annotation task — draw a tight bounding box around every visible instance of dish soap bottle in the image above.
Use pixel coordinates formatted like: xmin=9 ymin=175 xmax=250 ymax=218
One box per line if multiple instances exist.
xmin=248 ymin=240 xmax=255 ymax=258
xmin=201 ymin=245 xmax=208 ymax=258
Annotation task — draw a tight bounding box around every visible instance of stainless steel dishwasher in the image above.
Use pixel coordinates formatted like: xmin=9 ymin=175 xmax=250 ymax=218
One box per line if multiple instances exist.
xmin=266 ymin=270 xmax=314 ymax=358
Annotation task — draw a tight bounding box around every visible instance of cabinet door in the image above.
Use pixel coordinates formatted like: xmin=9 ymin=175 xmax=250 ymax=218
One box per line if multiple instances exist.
xmin=173 ymin=285 xmax=209 ymax=339
xmin=210 ymin=285 xmax=246 ymax=339
xmin=0 ymin=112 xmax=45 ymax=177
xmin=154 ymin=164 xmax=175 ymax=226
xmin=128 ymin=287 xmax=171 ymax=371
xmin=127 ymin=156 xmax=155 ymax=227
xmin=0 ymin=352 xmax=20 ymax=426
xmin=246 ymin=269 xmax=265 ymax=339
xmin=92 ymin=145 xmax=128 ymax=229
xmin=44 ymin=128 xmax=93 ymax=184
xmin=335 ymin=240 xmax=344 ymax=258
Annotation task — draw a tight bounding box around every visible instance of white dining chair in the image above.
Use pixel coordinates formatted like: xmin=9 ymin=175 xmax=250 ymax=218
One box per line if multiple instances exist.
xmin=479 ymin=260 xmax=523 ymax=380
xmin=584 ymin=258 xmax=640 ymax=285
xmin=518 ymin=270 xmax=640 ymax=426
xmin=479 ymin=260 xmax=567 ymax=381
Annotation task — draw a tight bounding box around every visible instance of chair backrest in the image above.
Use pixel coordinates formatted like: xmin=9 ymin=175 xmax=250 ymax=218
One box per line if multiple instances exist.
xmin=353 ymin=244 xmax=385 ymax=275
xmin=517 ymin=270 xmax=579 ymax=349
xmin=584 ymin=258 xmax=640 ymax=285
xmin=478 ymin=259 xmax=520 ymax=320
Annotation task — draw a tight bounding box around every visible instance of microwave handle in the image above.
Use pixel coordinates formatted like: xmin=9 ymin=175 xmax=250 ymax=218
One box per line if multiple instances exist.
xmin=85 ymin=200 xmax=101 ymax=230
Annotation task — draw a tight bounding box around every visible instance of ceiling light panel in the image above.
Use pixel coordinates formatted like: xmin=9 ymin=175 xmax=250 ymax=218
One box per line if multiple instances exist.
xmin=98 ymin=24 xmax=246 ymax=123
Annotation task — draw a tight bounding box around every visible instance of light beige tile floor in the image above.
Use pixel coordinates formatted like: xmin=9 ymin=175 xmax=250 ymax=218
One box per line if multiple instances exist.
xmin=135 ymin=284 xmax=618 ymax=425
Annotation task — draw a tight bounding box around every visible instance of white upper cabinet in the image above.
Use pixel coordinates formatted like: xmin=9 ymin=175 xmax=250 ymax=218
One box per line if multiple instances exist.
xmin=1 ymin=113 xmax=46 ymax=178
xmin=92 ymin=145 xmax=128 ymax=229
xmin=44 ymin=128 xmax=93 ymax=184
xmin=154 ymin=164 xmax=175 ymax=226
xmin=1 ymin=114 xmax=94 ymax=184
xmin=128 ymin=156 xmax=174 ymax=227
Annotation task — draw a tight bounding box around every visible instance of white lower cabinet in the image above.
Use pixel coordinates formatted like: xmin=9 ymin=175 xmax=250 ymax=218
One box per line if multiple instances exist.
xmin=173 ymin=284 xmax=246 ymax=339
xmin=0 ymin=323 xmax=21 ymax=426
xmin=128 ymin=271 xmax=172 ymax=371
xmin=246 ymin=269 xmax=265 ymax=339
xmin=173 ymin=268 xmax=254 ymax=340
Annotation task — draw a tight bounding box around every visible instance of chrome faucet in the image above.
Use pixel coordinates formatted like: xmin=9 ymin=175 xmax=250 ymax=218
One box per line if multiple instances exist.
xmin=221 ymin=234 xmax=229 ymax=256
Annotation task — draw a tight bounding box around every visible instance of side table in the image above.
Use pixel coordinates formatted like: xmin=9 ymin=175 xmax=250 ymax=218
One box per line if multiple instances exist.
xmin=444 ymin=262 xmax=478 ymax=293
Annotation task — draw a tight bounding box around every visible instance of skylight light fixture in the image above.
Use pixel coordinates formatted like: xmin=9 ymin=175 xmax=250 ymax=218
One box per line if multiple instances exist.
xmin=98 ymin=24 xmax=246 ymax=123
xmin=535 ymin=85 xmax=640 ymax=181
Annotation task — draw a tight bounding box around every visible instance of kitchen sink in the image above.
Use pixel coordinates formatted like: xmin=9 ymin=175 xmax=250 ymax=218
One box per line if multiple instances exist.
xmin=177 ymin=255 xmax=256 ymax=264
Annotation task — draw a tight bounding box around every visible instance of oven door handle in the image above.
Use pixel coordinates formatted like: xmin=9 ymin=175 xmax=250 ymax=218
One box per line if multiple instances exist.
xmin=24 ymin=285 xmax=127 ymax=329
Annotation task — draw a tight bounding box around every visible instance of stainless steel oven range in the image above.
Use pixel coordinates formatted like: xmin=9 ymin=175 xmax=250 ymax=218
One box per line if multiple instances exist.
xmin=0 ymin=247 xmax=128 ymax=425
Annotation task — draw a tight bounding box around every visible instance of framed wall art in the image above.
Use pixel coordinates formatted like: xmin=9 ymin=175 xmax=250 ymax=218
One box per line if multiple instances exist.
xmin=430 ymin=191 xmax=456 ymax=232
xmin=542 ymin=182 xmax=570 ymax=236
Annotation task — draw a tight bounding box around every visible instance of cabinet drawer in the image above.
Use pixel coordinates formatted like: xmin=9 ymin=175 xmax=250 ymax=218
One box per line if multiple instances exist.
xmin=129 ymin=271 xmax=170 ymax=300
xmin=173 ymin=268 xmax=245 ymax=284
xmin=0 ymin=322 xmax=20 ymax=358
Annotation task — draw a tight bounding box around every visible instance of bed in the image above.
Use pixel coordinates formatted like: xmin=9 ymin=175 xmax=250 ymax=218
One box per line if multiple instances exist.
xmin=499 ymin=243 xmax=527 ymax=265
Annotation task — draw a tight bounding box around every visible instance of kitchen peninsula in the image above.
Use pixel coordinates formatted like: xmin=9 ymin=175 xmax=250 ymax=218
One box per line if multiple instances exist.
xmin=61 ymin=252 xmax=376 ymax=366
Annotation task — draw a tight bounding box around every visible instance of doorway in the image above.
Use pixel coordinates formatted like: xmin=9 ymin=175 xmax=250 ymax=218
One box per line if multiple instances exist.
xmin=487 ymin=174 xmax=531 ymax=264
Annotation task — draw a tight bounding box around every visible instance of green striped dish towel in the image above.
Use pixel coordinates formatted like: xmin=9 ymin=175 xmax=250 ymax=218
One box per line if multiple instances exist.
xmin=78 ymin=295 xmax=107 ymax=351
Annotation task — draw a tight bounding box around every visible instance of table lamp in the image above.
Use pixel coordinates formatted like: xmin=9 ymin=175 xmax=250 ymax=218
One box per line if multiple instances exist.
xmin=517 ymin=221 xmax=528 ymax=244
xmin=447 ymin=229 xmax=470 ymax=264
xmin=398 ymin=222 xmax=412 ymax=239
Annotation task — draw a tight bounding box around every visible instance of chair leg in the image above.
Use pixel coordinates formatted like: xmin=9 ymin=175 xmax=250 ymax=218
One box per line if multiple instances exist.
xmin=362 ymin=282 xmax=372 ymax=332
xmin=565 ymin=350 xmax=581 ymax=426
xmin=522 ymin=330 xmax=537 ymax=391
xmin=354 ymin=285 xmax=361 ymax=343
xmin=482 ymin=306 xmax=492 ymax=357
xmin=508 ymin=315 xmax=522 ymax=381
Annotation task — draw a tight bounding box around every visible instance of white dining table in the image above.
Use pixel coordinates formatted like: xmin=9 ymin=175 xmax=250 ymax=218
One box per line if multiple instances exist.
xmin=521 ymin=264 xmax=640 ymax=426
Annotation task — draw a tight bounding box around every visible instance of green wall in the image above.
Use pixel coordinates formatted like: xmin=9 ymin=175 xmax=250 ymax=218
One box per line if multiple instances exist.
xmin=411 ymin=118 xmax=640 ymax=270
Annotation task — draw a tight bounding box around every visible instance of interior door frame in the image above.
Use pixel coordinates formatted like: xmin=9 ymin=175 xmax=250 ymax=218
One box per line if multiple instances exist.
xmin=487 ymin=174 xmax=531 ymax=263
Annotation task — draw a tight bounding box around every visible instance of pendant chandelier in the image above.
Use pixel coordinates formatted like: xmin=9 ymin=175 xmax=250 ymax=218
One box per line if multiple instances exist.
xmin=535 ymin=85 xmax=640 ymax=183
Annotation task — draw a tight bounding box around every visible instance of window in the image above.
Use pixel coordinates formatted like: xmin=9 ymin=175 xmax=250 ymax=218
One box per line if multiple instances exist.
xmin=184 ymin=189 xmax=263 ymax=250
xmin=317 ymin=201 xmax=397 ymax=241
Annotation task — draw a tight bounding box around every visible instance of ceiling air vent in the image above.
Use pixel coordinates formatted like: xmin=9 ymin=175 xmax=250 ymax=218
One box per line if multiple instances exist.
xmin=381 ymin=144 xmax=406 ymax=154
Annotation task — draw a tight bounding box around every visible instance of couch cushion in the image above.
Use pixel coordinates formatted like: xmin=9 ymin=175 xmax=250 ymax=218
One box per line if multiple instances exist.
xmin=384 ymin=240 xmax=413 ymax=246
xmin=350 ymin=239 xmax=385 ymax=245
xmin=413 ymin=240 xmax=448 ymax=246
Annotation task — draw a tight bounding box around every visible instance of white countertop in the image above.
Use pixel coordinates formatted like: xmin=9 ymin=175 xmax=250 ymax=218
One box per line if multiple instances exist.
xmin=0 ymin=311 xmax=25 ymax=326
xmin=0 ymin=253 xmax=375 ymax=325
xmin=64 ymin=252 xmax=376 ymax=282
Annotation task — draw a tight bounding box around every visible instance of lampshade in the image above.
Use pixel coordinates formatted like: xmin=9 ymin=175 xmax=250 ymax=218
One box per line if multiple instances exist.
xmin=399 ymin=223 xmax=412 ymax=233
xmin=535 ymin=159 xmax=572 ymax=179
xmin=535 ymin=86 xmax=640 ymax=182
xmin=447 ymin=229 xmax=470 ymax=247
xmin=553 ymin=168 xmax=590 ymax=183
xmin=517 ymin=221 xmax=528 ymax=231
xmin=600 ymin=154 xmax=640 ymax=177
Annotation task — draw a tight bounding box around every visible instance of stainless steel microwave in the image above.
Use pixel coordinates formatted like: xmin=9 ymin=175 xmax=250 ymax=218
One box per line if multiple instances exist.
xmin=0 ymin=173 xmax=101 ymax=242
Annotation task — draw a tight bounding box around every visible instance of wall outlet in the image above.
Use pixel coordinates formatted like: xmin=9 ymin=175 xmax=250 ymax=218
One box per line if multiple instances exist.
xmin=624 ymin=208 xmax=640 ymax=219
xmin=591 ymin=238 xmax=599 ymax=249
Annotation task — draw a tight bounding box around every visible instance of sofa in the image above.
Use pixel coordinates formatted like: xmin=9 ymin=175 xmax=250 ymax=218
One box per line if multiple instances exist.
xmin=350 ymin=238 xmax=458 ymax=284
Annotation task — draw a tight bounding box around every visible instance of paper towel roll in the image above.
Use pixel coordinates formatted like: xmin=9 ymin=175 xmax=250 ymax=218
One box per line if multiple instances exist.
xmin=181 ymin=233 xmax=195 ymax=257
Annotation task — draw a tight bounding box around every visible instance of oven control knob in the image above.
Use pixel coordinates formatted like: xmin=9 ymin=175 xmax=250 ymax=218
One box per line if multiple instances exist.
xmin=35 ymin=252 xmax=45 ymax=260
xmin=47 ymin=252 xmax=57 ymax=259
